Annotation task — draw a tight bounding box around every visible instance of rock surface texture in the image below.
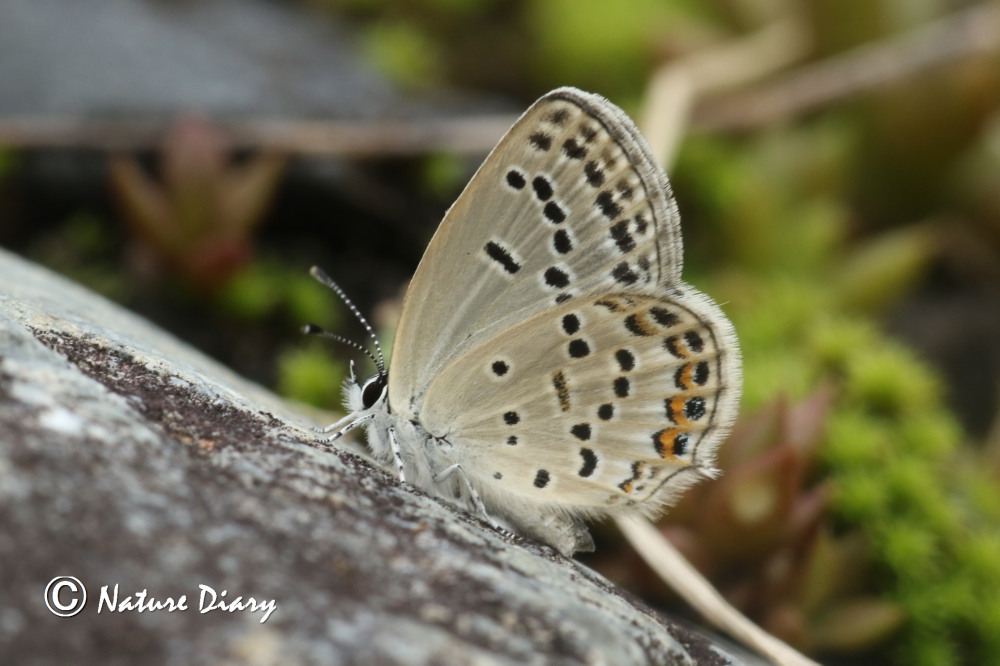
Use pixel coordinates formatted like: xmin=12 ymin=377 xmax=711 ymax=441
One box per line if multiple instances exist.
xmin=0 ymin=248 xmax=744 ymax=665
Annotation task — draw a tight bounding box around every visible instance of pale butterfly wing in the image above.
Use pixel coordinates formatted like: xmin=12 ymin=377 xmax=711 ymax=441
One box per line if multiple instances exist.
xmin=421 ymin=292 xmax=737 ymax=512
xmin=389 ymin=88 xmax=686 ymax=420
xmin=381 ymin=87 xmax=739 ymax=551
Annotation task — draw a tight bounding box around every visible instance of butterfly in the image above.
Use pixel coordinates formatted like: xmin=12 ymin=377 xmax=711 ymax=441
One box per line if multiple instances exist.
xmin=307 ymin=87 xmax=741 ymax=555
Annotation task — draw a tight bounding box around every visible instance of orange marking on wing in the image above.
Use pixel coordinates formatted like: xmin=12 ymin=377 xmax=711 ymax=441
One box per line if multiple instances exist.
xmin=664 ymin=335 xmax=689 ymax=359
xmin=676 ymin=363 xmax=694 ymax=390
xmin=666 ymin=396 xmax=689 ymax=426
xmin=617 ymin=461 xmax=645 ymax=494
xmin=595 ymin=296 xmax=627 ymax=312
xmin=552 ymin=370 xmax=571 ymax=412
xmin=657 ymin=428 xmax=682 ymax=460
xmin=624 ymin=312 xmax=657 ymax=336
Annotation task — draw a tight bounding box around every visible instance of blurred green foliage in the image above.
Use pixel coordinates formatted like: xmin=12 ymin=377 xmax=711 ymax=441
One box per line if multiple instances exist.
xmin=671 ymin=112 xmax=1000 ymax=662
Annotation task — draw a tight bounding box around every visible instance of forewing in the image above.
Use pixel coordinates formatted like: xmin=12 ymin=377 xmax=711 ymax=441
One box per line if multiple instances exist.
xmin=420 ymin=292 xmax=740 ymax=512
xmin=389 ymin=88 xmax=684 ymax=419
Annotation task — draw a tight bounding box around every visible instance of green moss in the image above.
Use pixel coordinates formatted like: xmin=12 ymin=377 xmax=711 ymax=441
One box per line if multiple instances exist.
xmin=284 ymin=268 xmax=342 ymax=330
xmin=883 ymin=459 xmax=954 ymax=531
xmin=895 ymin=628 xmax=957 ymax=666
xmin=958 ymin=532 xmax=1000 ymax=590
xmin=824 ymin=408 xmax=890 ymax=468
xmin=219 ymin=262 xmax=285 ymax=319
xmin=738 ymin=349 xmax=814 ymax=410
xmin=675 ymin=119 xmax=999 ymax=666
xmin=834 ymin=471 xmax=892 ymax=520
xmin=879 ymin=519 xmax=940 ymax=582
xmin=809 ymin=318 xmax=878 ymax=376
xmin=968 ymin=476 xmax=1000 ymax=523
xmin=364 ymin=19 xmax=442 ymax=89
xmin=526 ymin=0 xmax=682 ymax=95
xmin=420 ymin=152 xmax=467 ymax=199
xmin=833 ymin=226 xmax=936 ymax=313
xmin=897 ymin=411 xmax=958 ymax=461
xmin=842 ymin=345 xmax=940 ymax=417
xmin=276 ymin=343 xmax=345 ymax=409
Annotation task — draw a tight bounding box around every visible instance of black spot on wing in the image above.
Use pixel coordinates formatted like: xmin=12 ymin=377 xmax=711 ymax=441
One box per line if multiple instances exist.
xmin=543 ymin=201 xmax=567 ymax=224
xmin=649 ymin=306 xmax=679 ymax=327
xmin=595 ymin=191 xmax=623 ymax=220
xmin=548 ymin=109 xmax=569 ymax=125
xmin=563 ymin=138 xmax=587 ymax=159
xmin=615 ymin=349 xmax=635 ymax=371
xmin=534 ymin=470 xmax=550 ymax=488
xmin=505 ymin=170 xmax=526 ymax=190
xmin=609 ymin=220 xmax=635 ymax=253
xmin=532 ymin=176 xmax=553 ymax=201
xmin=634 ymin=213 xmax=649 ymax=234
xmin=685 ymin=397 xmax=707 ymax=421
xmin=584 ymin=161 xmax=605 ymax=187
xmin=544 ymin=266 xmax=570 ymax=288
xmin=674 ymin=432 xmax=690 ymax=456
xmin=578 ymin=448 xmax=598 ymax=477
xmin=568 ymin=339 xmax=590 ymax=358
xmin=616 ymin=181 xmax=635 ymax=201
xmin=694 ymin=361 xmax=710 ymax=385
xmin=685 ymin=331 xmax=705 ymax=353
xmin=552 ymin=229 xmax=573 ymax=254
xmin=484 ymin=241 xmax=520 ymax=274
xmin=611 ymin=262 xmax=639 ymax=285
xmin=529 ymin=132 xmax=552 ymax=151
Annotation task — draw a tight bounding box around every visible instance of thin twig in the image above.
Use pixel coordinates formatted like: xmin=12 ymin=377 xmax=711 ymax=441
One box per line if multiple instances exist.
xmin=694 ymin=2 xmax=1000 ymax=132
xmin=641 ymin=17 xmax=809 ymax=168
xmin=0 ymin=114 xmax=519 ymax=157
xmin=615 ymin=516 xmax=822 ymax=666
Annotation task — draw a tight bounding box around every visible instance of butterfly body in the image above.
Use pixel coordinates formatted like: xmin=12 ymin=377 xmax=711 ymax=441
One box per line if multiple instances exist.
xmin=322 ymin=88 xmax=740 ymax=556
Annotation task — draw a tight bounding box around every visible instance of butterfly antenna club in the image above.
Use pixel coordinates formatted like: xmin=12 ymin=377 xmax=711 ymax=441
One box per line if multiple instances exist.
xmin=308 ymin=266 xmax=386 ymax=375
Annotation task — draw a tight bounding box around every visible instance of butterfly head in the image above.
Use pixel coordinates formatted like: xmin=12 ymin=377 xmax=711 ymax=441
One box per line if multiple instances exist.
xmin=343 ymin=359 xmax=389 ymax=413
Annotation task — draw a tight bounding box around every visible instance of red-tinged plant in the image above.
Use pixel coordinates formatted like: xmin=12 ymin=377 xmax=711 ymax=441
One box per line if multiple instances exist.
xmin=109 ymin=114 xmax=286 ymax=290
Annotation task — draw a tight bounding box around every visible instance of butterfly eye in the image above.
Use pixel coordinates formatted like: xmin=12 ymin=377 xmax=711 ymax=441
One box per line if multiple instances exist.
xmin=361 ymin=374 xmax=388 ymax=409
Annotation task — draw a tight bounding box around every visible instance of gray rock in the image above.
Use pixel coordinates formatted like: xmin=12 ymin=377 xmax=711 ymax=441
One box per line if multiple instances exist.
xmin=0 ymin=247 xmax=744 ymax=665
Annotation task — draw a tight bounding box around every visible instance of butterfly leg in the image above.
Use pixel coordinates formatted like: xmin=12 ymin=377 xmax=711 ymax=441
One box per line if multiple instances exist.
xmin=315 ymin=412 xmax=358 ymax=434
xmin=433 ymin=464 xmax=517 ymax=539
xmin=322 ymin=413 xmax=375 ymax=442
xmin=386 ymin=427 xmax=406 ymax=483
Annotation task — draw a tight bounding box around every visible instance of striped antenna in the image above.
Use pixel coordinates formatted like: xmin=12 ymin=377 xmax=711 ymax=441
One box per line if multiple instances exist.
xmin=307 ymin=266 xmax=386 ymax=376
xmin=300 ymin=324 xmax=383 ymax=376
